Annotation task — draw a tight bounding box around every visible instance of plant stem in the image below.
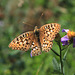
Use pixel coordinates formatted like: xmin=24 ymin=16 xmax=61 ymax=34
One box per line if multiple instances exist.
xmin=51 ymin=49 xmax=60 ymax=57
xmin=59 ymin=42 xmax=63 ymax=74
xmin=55 ymin=33 xmax=64 ymax=74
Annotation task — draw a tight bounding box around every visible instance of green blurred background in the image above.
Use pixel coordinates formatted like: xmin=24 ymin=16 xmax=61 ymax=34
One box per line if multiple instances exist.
xmin=0 ymin=0 xmax=75 ymax=75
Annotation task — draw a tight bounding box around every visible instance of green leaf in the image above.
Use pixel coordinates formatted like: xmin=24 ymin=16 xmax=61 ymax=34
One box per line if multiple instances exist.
xmin=9 ymin=50 xmax=21 ymax=55
xmin=52 ymin=57 xmax=59 ymax=71
xmin=63 ymin=49 xmax=69 ymax=60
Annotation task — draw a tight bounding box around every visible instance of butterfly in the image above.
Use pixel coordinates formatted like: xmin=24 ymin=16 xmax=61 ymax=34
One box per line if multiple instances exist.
xmin=9 ymin=23 xmax=61 ymax=57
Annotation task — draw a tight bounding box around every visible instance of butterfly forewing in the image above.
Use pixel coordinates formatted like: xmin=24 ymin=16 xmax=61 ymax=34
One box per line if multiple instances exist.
xmin=40 ymin=23 xmax=61 ymax=41
xmin=39 ymin=23 xmax=60 ymax=52
xmin=9 ymin=31 xmax=42 ymax=56
xmin=9 ymin=31 xmax=34 ymax=51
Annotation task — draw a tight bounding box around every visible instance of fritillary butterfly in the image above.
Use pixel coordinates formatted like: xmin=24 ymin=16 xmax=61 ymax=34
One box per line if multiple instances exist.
xmin=9 ymin=23 xmax=61 ymax=57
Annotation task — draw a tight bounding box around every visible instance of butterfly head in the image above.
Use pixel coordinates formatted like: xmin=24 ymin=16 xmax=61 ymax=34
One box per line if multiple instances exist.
xmin=34 ymin=26 xmax=39 ymax=33
xmin=34 ymin=26 xmax=40 ymax=38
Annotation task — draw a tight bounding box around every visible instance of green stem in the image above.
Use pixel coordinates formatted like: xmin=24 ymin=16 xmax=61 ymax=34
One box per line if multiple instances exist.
xmin=55 ymin=33 xmax=64 ymax=74
xmin=59 ymin=42 xmax=63 ymax=74
xmin=51 ymin=49 xmax=60 ymax=57
xmin=62 ymin=44 xmax=70 ymax=51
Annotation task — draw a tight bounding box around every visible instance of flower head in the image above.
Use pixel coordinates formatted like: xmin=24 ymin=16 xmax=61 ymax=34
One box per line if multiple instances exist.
xmin=73 ymin=38 xmax=75 ymax=47
xmin=61 ymin=29 xmax=75 ymax=47
xmin=30 ymin=51 xmax=32 ymax=57
xmin=61 ymin=35 xmax=69 ymax=45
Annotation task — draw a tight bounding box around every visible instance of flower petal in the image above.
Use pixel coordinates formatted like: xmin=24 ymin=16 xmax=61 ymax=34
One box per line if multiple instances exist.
xmin=73 ymin=37 xmax=75 ymax=48
xmin=62 ymin=41 xmax=69 ymax=45
xmin=62 ymin=29 xmax=69 ymax=33
xmin=61 ymin=35 xmax=69 ymax=42
xmin=61 ymin=35 xmax=69 ymax=45
xmin=30 ymin=51 xmax=32 ymax=57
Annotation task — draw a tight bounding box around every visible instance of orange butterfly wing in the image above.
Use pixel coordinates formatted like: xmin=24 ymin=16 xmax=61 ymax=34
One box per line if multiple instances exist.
xmin=30 ymin=36 xmax=41 ymax=57
xmin=39 ymin=23 xmax=61 ymax=52
xmin=9 ymin=31 xmax=34 ymax=51
xmin=9 ymin=31 xmax=41 ymax=56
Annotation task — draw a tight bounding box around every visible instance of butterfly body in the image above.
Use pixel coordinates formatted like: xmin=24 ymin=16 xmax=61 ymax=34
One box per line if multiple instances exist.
xmin=9 ymin=23 xmax=61 ymax=57
xmin=34 ymin=26 xmax=40 ymax=39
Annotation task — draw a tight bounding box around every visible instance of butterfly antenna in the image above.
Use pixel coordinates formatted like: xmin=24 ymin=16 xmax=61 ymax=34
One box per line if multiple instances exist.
xmin=23 ymin=21 xmax=33 ymax=27
xmin=39 ymin=13 xmax=43 ymax=22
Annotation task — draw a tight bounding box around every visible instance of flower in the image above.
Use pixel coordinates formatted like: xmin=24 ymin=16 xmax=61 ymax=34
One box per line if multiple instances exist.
xmin=30 ymin=51 xmax=32 ymax=57
xmin=73 ymin=38 xmax=75 ymax=47
xmin=61 ymin=35 xmax=69 ymax=45
xmin=61 ymin=29 xmax=75 ymax=47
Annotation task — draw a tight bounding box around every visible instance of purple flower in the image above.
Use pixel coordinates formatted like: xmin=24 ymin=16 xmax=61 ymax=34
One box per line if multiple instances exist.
xmin=62 ymin=29 xmax=69 ymax=33
xmin=30 ymin=51 xmax=32 ymax=57
xmin=61 ymin=35 xmax=69 ymax=46
xmin=73 ymin=38 xmax=75 ymax=47
xmin=61 ymin=29 xmax=75 ymax=47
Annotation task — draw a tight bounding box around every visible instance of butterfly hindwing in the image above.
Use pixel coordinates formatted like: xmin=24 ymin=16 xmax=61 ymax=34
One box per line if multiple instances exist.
xmin=9 ymin=31 xmax=34 ymax=52
xmin=30 ymin=36 xmax=41 ymax=56
xmin=41 ymin=38 xmax=53 ymax=52
xmin=39 ymin=23 xmax=60 ymax=52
